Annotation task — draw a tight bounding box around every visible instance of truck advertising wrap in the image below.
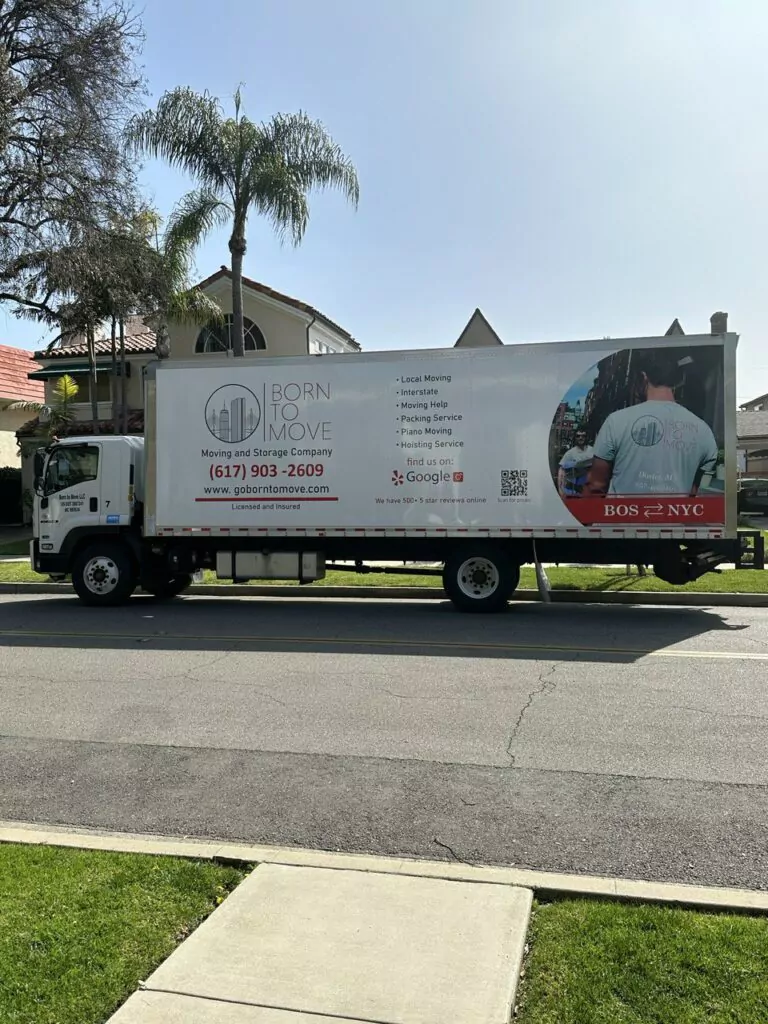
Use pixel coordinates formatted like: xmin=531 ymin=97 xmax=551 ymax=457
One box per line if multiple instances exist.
xmin=153 ymin=334 xmax=732 ymax=535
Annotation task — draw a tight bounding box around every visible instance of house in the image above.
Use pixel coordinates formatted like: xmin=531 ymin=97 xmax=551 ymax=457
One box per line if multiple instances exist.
xmin=738 ymin=387 xmax=768 ymax=475
xmin=21 ymin=266 xmax=358 ymax=434
xmin=15 ymin=269 xmax=357 ymax=519
xmin=0 ymin=344 xmax=43 ymax=467
xmin=737 ymin=410 xmax=768 ymax=475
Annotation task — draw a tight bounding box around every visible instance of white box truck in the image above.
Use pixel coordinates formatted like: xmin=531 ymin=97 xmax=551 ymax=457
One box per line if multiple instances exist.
xmin=30 ymin=331 xmax=764 ymax=612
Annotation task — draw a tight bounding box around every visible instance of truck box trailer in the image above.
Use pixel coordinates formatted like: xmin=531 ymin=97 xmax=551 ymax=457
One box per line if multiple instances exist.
xmin=30 ymin=331 xmax=764 ymax=611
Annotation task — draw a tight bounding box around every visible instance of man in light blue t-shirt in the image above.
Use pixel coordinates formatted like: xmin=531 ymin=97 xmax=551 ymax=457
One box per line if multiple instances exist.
xmin=585 ymin=354 xmax=719 ymax=496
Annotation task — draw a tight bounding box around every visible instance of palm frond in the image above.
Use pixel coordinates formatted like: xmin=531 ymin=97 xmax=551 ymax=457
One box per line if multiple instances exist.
xmin=52 ymin=374 xmax=80 ymax=405
xmin=261 ymin=112 xmax=359 ymax=206
xmin=7 ymin=400 xmax=43 ymax=412
xmin=166 ymin=288 xmax=224 ymax=327
xmin=248 ymin=161 xmax=310 ymax=245
xmin=166 ymin=189 xmax=232 ymax=256
xmin=126 ymin=88 xmax=229 ymax=192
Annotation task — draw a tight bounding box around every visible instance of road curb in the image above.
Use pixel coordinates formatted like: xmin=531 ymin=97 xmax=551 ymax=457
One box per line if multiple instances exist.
xmin=1 ymin=580 xmax=768 ymax=607
xmin=1 ymin=819 xmax=767 ymax=913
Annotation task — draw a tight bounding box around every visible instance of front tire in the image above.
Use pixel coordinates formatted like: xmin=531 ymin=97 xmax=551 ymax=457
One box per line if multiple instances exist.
xmin=141 ymin=574 xmax=193 ymax=600
xmin=72 ymin=542 xmax=137 ymax=606
xmin=443 ymin=546 xmax=520 ymax=613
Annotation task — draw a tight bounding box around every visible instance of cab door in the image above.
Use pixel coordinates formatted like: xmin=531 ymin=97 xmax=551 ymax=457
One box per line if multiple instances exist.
xmin=39 ymin=443 xmax=102 ymax=553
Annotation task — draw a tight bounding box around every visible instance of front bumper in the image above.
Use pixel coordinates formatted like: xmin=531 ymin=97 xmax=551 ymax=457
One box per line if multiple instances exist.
xmin=31 ymin=539 xmax=69 ymax=576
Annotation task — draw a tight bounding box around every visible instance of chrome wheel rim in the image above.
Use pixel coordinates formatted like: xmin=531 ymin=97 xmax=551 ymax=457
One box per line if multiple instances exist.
xmin=83 ymin=555 xmax=120 ymax=595
xmin=456 ymin=557 xmax=499 ymax=600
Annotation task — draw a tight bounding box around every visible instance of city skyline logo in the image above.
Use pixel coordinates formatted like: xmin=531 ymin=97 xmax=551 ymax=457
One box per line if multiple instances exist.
xmin=205 ymin=384 xmax=261 ymax=443
xmin=630 ymin=414 xmax=664 ymax=447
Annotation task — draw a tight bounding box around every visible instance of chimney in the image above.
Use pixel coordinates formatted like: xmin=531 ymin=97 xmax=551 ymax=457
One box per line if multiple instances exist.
xmin=710 ymin=311 xmax=728 ymax=335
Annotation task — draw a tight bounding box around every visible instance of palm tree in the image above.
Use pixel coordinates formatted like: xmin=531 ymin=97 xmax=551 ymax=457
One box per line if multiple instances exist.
xmin=10 ymin=373 xmax=79 ymax=438
xmin=128 ymin=87 xmax=359 ymax=357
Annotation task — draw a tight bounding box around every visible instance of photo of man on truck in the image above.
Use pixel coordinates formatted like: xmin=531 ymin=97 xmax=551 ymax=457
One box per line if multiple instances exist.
xmin=584 ymin=353 xmax=719 ymax=496
xmin=549 ymin=343 xmax=726 ymax=522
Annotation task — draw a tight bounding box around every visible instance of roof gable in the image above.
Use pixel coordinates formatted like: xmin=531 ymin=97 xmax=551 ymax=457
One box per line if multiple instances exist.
xmin=197 ymin=267 xmax=358 ymax=347
xmin=664 ymin=318 xmax=685 ymax=336
xmin=0 ymin=344 xmax=43 ymax=402
xmin=454 ymin=309 xmax=503 ymax=348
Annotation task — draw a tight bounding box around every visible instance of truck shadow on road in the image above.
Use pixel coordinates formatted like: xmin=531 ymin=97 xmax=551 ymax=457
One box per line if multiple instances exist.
xmin=0 ymin=596 xmax=751 ymax=663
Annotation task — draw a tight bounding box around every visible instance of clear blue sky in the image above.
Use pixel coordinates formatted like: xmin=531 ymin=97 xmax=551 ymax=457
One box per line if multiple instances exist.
xmin=5 ymin=0 xmax=767 ymax=402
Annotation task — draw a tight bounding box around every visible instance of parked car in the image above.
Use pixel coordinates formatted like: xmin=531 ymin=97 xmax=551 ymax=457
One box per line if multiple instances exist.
xmin=738 ymin=477 xmax=768 ymax=514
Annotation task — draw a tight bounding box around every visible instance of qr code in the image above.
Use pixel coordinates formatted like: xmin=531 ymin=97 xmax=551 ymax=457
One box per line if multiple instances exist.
xmin=501 ymin=469 xmax=528 ymax=497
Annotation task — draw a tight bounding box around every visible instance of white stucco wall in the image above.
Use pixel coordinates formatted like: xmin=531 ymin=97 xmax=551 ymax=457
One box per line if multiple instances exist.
xmin=169 ymin=290 xmax=309 ymax=359
xmin=0 ymin=407 xmax=29 ymax=466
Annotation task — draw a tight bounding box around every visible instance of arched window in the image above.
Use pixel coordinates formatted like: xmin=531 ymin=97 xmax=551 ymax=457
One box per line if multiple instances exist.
xmin=195 ymin=315 xmax=266 ymax=353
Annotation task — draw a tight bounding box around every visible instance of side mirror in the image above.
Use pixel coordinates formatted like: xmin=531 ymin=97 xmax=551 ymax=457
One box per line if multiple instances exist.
xmin=33 ymin=449 xmax=45 ymax=478
xmin=33 ymin=475 xmax=42 ymax=494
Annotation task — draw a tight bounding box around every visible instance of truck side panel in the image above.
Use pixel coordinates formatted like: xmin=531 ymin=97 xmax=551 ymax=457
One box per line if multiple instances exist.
xmin=145 ymin=333 xmax=737 ymax=541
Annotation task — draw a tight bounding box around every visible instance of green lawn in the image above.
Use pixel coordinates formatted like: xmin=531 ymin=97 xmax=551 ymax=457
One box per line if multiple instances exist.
xmin=0 ymin=843 xmax=245 ymax=1024
xmin=0 ymin=538 xmax=29 ymax=556
xmin=2 ymin=560 xmax=768 ymax=593
xmin=516 ymin=898 xmax=768 ymax=1024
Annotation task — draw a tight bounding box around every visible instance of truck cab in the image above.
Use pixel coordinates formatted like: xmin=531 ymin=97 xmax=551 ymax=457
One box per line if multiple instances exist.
xmin=32 ymin=435 xmax=144 ymax=588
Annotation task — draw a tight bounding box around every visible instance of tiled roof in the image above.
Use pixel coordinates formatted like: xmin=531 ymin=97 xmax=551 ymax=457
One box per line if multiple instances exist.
xmin=740 ymin=392 xmax=768 ymax=410
xmin=0 ymin=344 xmax=44 ymax=403
xmin=35 ymin=331 xmax=157 ymax=360
xmin=737 ymin=411 xmax=768 ymax=440
xmin=16 ymin=410 xmax=144 ymax=438
xmin=196 ymin=267 xmax=359 ymax=348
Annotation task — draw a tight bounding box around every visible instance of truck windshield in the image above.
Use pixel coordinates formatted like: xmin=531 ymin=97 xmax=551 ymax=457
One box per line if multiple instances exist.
xmin=44 ymin=444 xmax=99 ymax=495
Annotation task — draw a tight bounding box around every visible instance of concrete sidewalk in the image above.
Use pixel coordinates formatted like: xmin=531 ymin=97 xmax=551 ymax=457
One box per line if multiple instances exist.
xmin=109 ymin=862 xmax=532 ymax=1024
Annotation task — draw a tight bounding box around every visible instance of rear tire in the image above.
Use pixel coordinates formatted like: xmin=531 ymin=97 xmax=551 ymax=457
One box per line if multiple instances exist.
xmin=141 ymin=574 xmax=193 ymax=600
xmin=443 ymin=546 xmax=520 ymax=613
xmin=72 ymin=542 xmax=136 ymax=606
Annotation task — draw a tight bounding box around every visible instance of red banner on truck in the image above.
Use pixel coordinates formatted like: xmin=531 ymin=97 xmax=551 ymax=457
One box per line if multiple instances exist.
xmin=564 ymin=496 xmax=725 ymax=526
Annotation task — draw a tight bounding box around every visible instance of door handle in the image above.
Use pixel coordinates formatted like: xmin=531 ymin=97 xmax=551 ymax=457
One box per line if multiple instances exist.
xmin=90 ymin=497 xmax=98 ymax=512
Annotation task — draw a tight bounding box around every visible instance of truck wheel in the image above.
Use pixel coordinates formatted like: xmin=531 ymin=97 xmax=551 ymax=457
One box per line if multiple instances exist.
xmin=141 ymin=574 xmax=193 ymax=600
xmin=443 ymin=547 xmax=520 ymax=613
xmin=72 ymin=542 xmax=136 ymax=606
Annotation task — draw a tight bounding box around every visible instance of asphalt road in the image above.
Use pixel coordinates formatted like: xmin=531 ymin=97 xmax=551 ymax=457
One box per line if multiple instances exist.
xmin=1 ymin=593 xmax=768 ymax=889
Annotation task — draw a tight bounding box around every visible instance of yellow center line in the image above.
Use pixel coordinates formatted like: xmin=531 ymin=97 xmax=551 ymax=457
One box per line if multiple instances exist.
xmin=0 ymin=629 xmax=765 ymax=660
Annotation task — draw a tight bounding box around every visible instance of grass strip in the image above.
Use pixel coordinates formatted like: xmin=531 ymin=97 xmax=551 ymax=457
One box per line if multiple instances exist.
xmin=0 ymin=843 xmax=245 ymax=1024
xmin=516 ymin=897 xmax=768 ymax=1024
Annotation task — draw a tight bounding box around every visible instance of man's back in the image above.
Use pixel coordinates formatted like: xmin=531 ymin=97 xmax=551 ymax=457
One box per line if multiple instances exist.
xmin=593 ymin=400 xmax=718 ymax=495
